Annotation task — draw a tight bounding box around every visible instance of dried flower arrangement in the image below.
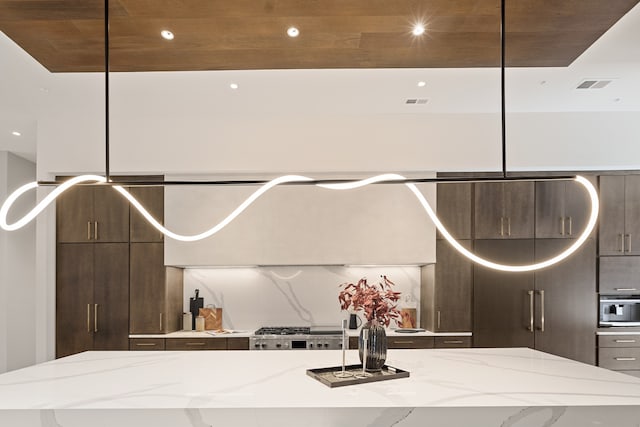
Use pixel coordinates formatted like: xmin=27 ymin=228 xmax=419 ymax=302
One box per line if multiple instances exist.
xmin=338 ymin=275 xmax=401 ymax=327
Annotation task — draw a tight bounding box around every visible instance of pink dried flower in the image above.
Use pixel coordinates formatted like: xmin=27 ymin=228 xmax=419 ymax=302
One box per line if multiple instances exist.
xmin=338 ymin=275 xmax=401 ymax=327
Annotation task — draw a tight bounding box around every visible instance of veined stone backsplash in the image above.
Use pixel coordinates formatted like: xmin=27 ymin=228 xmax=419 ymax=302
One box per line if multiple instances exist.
xmin=183 ymin=266 xmax=420 ymax=331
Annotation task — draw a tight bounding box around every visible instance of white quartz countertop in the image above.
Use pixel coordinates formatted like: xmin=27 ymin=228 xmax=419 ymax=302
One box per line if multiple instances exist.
xmin=1 ymin=348 xmax=639 ymax=410
xmin=129 ymin=330 xmax=254 ymax=338
xmin=130 ymin=329 xmax=471 ymax=338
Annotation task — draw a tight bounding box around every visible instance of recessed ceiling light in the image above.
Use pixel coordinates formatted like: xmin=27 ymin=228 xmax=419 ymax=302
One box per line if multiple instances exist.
xmin=287 ymin=27 xmax=300 ymax=38
xmin=229 ymin=83 xmax=239 ymax=89
xmin=12 ymin=131 xmax=21 ymax=136
xmin=412 ymin=24 xmax=425 ymax=36
xmin=417 ymin=81 xmax=426 ymax=87
xmin=160 ymin=30 xmax=174 ymax=40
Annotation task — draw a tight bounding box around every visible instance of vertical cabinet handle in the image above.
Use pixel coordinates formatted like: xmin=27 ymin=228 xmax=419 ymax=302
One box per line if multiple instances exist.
xmin=159 ymin=313 xmax=163 ymax=331
xmin=87 ymin=304 xmax=91 ymax=332
xmin=94 ymin=304 xmax=98 ymax=332
xmin=507 ymin=217 xmax=511 ymax=236
xmin=560 ymin=217 xmax=565 ymax=235
xmin=537 ymin=290 xmax=545 ymax=332
xmin=627 ymin=234 xmax=632 ymax=253
xmin=527 ymin=290 xmax=534 ymax=332
xmin=94 ymin=222 xmax=98 ymax=241
xmin=567 ymin=216 xmax=572 ymax=236
xmin=500 ymin=217 xmax=504 ymax=236
xmin=87 ymin=221 xmax=92 ymax=240
xmin=620 ymin=233 xmax=625 ymax=252
xmin=437 ymin=311 xmax=441 ymax=330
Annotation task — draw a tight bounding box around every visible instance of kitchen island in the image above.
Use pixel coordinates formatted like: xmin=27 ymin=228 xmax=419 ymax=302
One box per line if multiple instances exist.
xmin=1 ymin=348 xmax=639 ymax=426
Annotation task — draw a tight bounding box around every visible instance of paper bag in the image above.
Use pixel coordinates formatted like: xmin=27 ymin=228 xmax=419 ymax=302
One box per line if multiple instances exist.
xmin=199 ymin=307 xmax=223 ymax=331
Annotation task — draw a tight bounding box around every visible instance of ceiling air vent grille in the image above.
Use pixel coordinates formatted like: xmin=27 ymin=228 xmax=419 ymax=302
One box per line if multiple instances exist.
xmin=576 ymin=79 xmax=613 ymax=89
xmin=405 ymin=98 xmax=428 ymax=104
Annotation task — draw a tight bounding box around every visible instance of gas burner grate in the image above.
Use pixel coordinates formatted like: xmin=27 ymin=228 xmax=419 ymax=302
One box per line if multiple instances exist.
xmin=254 ymin=326 xmax=310 ymax=335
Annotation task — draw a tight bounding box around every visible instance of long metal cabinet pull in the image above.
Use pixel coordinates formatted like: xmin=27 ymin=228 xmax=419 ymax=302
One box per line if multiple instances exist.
xmin=87 ymin=221 xmax=92 ymax=240
xmin=507 ymin=217 xmax=511 ymax=236
xmin=615 ymin=288 xmax=638 ymax=292
xmin=159 ymin=313 xmax=163 ymax=331
xmin=437 ymin=311 xmax=441 ymax=329
xmin=87 ymin=304 xmax=91 ymax=332
xmin=627 ymin=234 xmax=632 ymax=252
xmin=615 ymin=339 xmax=637 ymax=343
xmin=94 ymin=304 xmax=98 ymax=332
xmin=615 ymin=357 xmax=637 ymax=361
xmin=568 ymin=216 xmax=572 ymax=236
xmin=621 ymin=233 xmax=625 ymax=252
xmin=537 ymin=290 xmax=545 ymax=332
xmin=560 ymin=217 xmax=565 ymax=235
xmin=94 ymin=222 xmax=98 ymax=241
xmin=500 ymin=217 xmax=504 ymax=236
xmin=528 ymin=290 xmax=534 ymax=332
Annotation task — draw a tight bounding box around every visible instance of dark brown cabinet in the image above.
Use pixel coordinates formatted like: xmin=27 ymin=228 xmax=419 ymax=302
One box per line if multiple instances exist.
xmin=129 ymin=186 xmax=164 ymax=243
xmin=57 ymin=185 xmax=129 ymax=243
xmin=535 ymin=179 xmax=593 ymax=239
xmin=436 ymin=183 xmax=472 ymax=240
xmin=473 ymin=239 xmax=535 ymax=348
xmin=599 ymin=175 xmax=640 ymax=255
xmin=474 ymin=182 xmax=534 ymax=239
xmin=56 ymin=243 xmax=129 ymax=358
xmin=422 ymin=240 xmax=472 ymax=332
xmin=473 ymin=239 xmax=596 ymax=364
xmin=129 ymin=243 xmax=183 ymax=334
xmin=599 ymin=256 xmax=640 ymax=294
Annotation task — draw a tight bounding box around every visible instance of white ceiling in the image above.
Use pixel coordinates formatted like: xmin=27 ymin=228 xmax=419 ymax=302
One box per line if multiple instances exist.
xmin=1 ymin=3 xmax=639 ymax=165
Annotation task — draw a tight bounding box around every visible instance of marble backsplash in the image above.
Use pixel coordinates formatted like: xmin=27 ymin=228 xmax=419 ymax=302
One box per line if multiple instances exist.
xmin=183 ymin=266 xmax=420 ymax=331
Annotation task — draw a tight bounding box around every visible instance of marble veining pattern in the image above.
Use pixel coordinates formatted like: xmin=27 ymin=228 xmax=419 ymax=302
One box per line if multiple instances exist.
xmin=183 ymin=266 xmax=420 ymax=330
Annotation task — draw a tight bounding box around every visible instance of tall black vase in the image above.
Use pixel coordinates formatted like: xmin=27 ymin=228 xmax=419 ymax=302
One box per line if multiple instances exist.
xmin=358 ymin=321 xmax=387 ymax=372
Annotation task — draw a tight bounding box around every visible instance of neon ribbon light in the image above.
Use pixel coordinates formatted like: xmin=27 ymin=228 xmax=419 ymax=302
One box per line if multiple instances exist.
xmin=0 ymin=174 xmax=599 ymax=272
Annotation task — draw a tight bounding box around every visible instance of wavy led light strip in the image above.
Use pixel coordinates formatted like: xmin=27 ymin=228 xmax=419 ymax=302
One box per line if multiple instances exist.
xmin=0 ymin=174 xmax=598 ymax=272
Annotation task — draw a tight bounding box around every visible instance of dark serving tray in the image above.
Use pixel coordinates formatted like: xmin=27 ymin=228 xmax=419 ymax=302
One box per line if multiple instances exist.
xmin=306 ymin=364 xmax=409 ymax=388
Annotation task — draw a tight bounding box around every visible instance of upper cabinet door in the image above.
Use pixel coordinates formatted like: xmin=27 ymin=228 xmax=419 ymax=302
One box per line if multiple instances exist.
xmin=474 ymin=182 xmax=534 ymax=239
xmin=599 ymin=175 xmax=640 ymax=255
xmin=624 ymin=175 xmax=640 ymax=255
xmin=599 ymin=176 xmax=625 ymax=255
xmin=93 ymin=186 xmax=129 ymax=242
xmin=129 ymin=186 xmax=164 ymax=242
xmin=436 ymin=183 xmax=471 ymax=240
xmin=535 ymin=181 xmax=565 ymax=238
xmin=57 ymin=186 xmax=94 ymax=243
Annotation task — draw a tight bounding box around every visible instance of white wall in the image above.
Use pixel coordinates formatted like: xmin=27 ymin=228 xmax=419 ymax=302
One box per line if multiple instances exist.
xmin=183 ymin=266 xmax=421 ymax=330
xmin=0 ymin=152 xmax=36 ymax=373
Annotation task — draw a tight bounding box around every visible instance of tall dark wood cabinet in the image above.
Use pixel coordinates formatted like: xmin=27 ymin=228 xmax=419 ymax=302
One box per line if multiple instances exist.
xmin=56 ymin=243 xmax=129 ymax=358
xmin=473 ymin=238 xmax=596 ymax=364
xmin=474 ymin=182 xmax=535 ymax=239
xmin=535 ymin=179 xmax=593 ymax=239
xmin=473 ymin=239 xmax=535 ymax=348
xmin=534 ymin=239 xmax=596 ymax=364
xmin=57 ymin=185 xmax=129 ymax=243
xmin=423 ymin=240 xmax=472 ymax=332
xmin=599 ymin=175 xmax=640 ymax=255
xmin=130 ymin=243 xmax=183 ymax=334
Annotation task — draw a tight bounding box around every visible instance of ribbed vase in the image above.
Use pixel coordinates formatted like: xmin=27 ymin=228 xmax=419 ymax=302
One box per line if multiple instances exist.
xmin=358 ymin=320 xmax=387 ymax=372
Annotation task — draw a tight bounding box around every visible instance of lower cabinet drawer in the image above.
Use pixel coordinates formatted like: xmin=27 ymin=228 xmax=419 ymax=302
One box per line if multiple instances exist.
xmin=598 ymin=335 xmax=640 ymax=348
xmin=129 ymin=338 xmax=165 ymax=351
xmin=388 ymin=336 xmax=434 ymax=349
xmin=434 ymin=336 xmax=472 ymax=348
xmin=598 ymin=347 xmax=640 ymax=370
xmin=165 ymin=338 xmax=227 ymax=350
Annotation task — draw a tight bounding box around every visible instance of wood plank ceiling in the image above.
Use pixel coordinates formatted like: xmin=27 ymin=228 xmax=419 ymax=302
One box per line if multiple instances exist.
xmin=0 ymin=0 xmax=638 ymax=72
